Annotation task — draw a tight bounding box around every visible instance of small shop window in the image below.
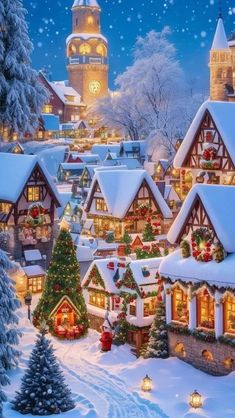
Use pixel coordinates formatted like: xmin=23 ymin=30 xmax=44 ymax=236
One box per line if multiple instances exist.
xmin=224 ymin=295 xmax=235 ymax=334
xmin=197 ymin=292 xmax=215 ymax=329
xmin=175 ymin=343 xmax=186 ymax=358
xmin=95 ymin=198 xmax=108 ymax=212
xmin=202 ymin=350 xmax=213 ymax=361
xmin=89 ymin=291 xmax=106 ymax=309
xmin=28 ymin=276 xmax=43 ymax=293
xmin=27 ymin=186 xmax=41 ymax=202
xmin=223 ymin=358 xmax=234 ymax=369
xmin=43 ymin=104 xmax=52 ymax=114
xmin=143 ymin=298 xmax=157 ymax=317
xmin=0 ymin=202 xmax=12 ymax=214
xmin=172 ymin=286 xmax=188 ymax=323
xmin=129 ymin=300 xmax=136 ymax=316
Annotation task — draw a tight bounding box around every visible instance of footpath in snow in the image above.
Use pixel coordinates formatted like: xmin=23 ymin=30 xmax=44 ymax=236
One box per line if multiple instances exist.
xmin=3 ymin=305 xmax=235 ymax=418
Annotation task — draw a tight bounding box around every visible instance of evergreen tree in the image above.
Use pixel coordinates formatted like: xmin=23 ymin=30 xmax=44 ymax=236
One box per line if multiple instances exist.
xmin=33 ymin=228 xmax=89 ymax=336
xmin=144 ymin=302 xmax=169 ymax=359
xmin=143 ymin=221 xmax=155 ymax=242
xmin=0 ymin=367 xmax=10 ymax=418
xmin=113 ymin=315 xmax=129 ymax=346
xmin=0 ymin=250 xmax=21 ymax=370
xmin=0 ymin=0 xmax=48 ymax=137
xmin=121 ymin=232 xmax=132 ymax=244
xmin=13 ymin=329 xmax=75 ymax=415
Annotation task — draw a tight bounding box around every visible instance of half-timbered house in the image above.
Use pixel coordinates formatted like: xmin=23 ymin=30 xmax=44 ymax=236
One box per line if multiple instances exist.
xmin=82 ymin=257 xmax=162 ymax=351
xmin=174 ymin=101 xmax=235 ymax=199
xmin=0 ymin=153 xmax=61 ymax=259
xmin=84 ymin=169 xmax=173 ymax=239
xmin=159 ymin=184 xmax=235 ymax=375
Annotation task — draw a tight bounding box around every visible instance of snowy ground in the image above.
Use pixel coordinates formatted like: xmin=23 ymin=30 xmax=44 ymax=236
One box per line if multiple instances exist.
xmin=4 ymin=304 xmax=235 ymax=418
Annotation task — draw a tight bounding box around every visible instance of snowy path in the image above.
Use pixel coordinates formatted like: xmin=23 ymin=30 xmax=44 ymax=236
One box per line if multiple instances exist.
xmin=59 ymin=340 xmax=168 ymax=418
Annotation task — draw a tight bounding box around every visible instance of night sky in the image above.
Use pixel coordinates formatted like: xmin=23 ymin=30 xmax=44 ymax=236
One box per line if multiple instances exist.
xmin=25 ymin=0 xmax=235 ymax=91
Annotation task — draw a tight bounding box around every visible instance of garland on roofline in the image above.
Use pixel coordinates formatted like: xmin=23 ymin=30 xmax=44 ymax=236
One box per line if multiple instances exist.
xmin=162 ymin=277 xmax=235 ymax=296
xmin=83 ymin=265 xmax=105 ymax=289
xmin=166 ymin=323 xmax=216 ymax=343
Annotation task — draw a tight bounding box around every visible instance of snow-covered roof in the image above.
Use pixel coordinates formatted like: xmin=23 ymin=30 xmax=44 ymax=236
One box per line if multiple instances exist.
xmin=174 ymin=100 xmax=235 ymax=168
xmin=103 ymin=157 xmax=142 ymax=170
xmin=91 ymin=144 xmax=121 ymax=161
xmin=211 ymin=18 xmax=229 ymax=50
xmin=73 ymin=154 xmax=100 ymax=164
xmin=164 ymin=185 xmax=181 ymax=202
xmin=66 ymin=33 xmax=107 ymax=45
xmin=23 ymin=265 xmax=45 ymax=277
xmin=128 ymin=258 xmax=162 ymax=287
xmin=76 ymin=245 xmax=94 ymax=262
xmin=60 ymin=162 xmax=85 ymax=170
xmin=121 ymin=140 xmax=147 ymax=156
xmin=82 ymin=258 xmax=122 ymax=294
xmin=48 ymin=81 xmax=84 ymax=106
xmin=72 ymin=0 xmax=100 ymax=8
xmin=159 ymin=249 xmax=235 ymax=289
xmin=24 ymin=249 xmax=42 ymax=262
xmin=0 ymin=142 xmax=24 ymax=153
xmin=85 ymin=169 xmax=173 ymax=219
xmin=0 ymin=153 xmax=61 ymax=205
xmin=57 ymin=192 xmax=72 ymax=218
xmin=167 ymin=184 xmax=235 ymax=253
xmin=158 ymin=159 xmax=171 ymax=172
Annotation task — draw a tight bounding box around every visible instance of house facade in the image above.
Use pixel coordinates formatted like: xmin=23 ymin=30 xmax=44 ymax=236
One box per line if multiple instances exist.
xmin=174 ymin=101 xmax=235 ymax=199
xmin=82 ymin=257 xmax=162 ymax=351
xmin=84 ymin=169 xmax=173 ymax=239
xmin=159 ymin=184 xmax=235 ymax=375
xmin=0 ymin=154 xmax=61 ymax=260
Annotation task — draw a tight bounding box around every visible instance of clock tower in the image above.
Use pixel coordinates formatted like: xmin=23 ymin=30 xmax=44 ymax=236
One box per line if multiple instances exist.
xmin=66 ymin=0 xmax=109 ymax=106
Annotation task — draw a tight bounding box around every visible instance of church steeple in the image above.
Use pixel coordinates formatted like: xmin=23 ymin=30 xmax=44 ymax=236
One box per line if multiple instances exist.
xmin=209 ymin=12 xmax=233 ymax=101
xmin=72 ymin=0 xmax=100 ymax=8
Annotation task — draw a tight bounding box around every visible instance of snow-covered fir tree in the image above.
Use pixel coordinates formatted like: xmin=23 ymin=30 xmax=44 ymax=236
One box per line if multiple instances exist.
xmin=0 ymin=0 xmax=48 ymax=137
xmin=0 ymin=367 xmax=9 ymax=418
xmin=13 ymin=328 xmax=75 ymax=415
xmin=144 ymin=302 xmax=169 ymax=359
xmin=0 ymin=250 xmax=21 ymax=370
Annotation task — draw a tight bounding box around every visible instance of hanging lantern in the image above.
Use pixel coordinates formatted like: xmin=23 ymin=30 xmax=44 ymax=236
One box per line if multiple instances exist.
xmin=141 ymin=375 xmax=152 ymax=392
xmin=189 ymin=390 xmax=203 ymax=409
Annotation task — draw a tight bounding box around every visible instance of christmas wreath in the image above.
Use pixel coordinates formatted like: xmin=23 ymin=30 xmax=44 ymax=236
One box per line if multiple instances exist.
xmin=191 ymin=228 xmax=213 ymax=262
xmin=24 ymin=203 xmax=46 ymax=227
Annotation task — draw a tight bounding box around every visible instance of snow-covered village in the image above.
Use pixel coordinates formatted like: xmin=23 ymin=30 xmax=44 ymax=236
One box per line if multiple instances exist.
xmin=0 ymin=0 xmax=235 ymax=417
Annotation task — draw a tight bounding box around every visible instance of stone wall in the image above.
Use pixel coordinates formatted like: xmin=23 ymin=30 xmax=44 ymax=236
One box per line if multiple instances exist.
xmin=168 ymin=330 xmax=235 ymax=376
xmin=88 ymin=313 xmax=104 ymax=332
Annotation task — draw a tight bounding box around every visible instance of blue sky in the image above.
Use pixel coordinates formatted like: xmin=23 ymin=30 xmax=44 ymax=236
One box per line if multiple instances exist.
xmin=25 ymin=0 xmax=235 ymax=90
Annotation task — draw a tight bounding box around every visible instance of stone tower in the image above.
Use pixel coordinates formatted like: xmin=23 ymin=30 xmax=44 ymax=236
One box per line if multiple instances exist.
xmin=209 ymin=16 xmax=233 ymax=101
xmin=66 ymin=0 xmax=109 ymax=106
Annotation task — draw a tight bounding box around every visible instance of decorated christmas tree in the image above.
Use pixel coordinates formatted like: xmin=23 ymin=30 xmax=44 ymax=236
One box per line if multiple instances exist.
xmin=143 ymin=220 xmax=155 ymax=242
xmin=13 ymin=328 xmax=75 ymax=415
xmin=0 ymin=0 xmax=47 ymax=137
xmin=144 ymin=302 xmax=169 ymax=359
xmin=33 ymin=228 xmax=89 ymax=338
xmin=113 ymin=313 xmax=129 ymax=346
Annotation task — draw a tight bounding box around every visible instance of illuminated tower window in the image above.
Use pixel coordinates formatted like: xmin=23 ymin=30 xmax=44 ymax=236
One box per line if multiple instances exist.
xmin=87 ymin=15 xmax=94 ymax=25
xmin=79 ymin=43 xmax=91 ymax=55
xmin=96 ymin=43 xmax=107 ymax=57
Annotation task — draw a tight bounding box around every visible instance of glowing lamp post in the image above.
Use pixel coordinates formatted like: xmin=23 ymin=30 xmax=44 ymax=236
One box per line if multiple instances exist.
xmin=189 ymin=390 xmax=203 ymax=409
xmin=24 ymin=291 xmax=32 ymax=321
xmin=141 ymin=375 xmax=152 ymax=392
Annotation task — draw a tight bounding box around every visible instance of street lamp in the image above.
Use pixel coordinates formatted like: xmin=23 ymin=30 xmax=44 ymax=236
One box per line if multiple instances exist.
xmin=189 ymin=390 xmax=203 ymax=409
xmin=24 ymin=291 xmax=32 ymax=321
xmin=141 ymin=375 xmax=152 ymax=392
xmin=42 ymin=254 xmax=47 ymax=270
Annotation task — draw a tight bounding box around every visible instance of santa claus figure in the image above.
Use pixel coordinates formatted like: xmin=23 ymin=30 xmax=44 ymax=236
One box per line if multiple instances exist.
xmin=100 ymin=318 xmax=113 ymax=352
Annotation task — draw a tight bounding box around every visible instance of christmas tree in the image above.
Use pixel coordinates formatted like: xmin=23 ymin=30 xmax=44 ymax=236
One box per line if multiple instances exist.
xmin=0 ymin=0 xmax=47 ymax=137
xmin=143 ymin=221 xmax=155 ymax=242
xmin=13 ymin=328 xmax=75 ymax=415
xmin=33 ymin=228 xmax=89 ymax=337
xmin=120 ymin=231 xmax=132 ymax=255
xmin=144 ymin=302 xmax=169 ymax=358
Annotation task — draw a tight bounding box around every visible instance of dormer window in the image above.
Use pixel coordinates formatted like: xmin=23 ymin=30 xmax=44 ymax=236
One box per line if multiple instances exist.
xmin=65 ymin=95 xmax=75 ymax=102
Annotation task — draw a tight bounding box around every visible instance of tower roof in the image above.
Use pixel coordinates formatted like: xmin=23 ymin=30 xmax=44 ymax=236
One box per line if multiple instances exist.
xmin=211 ymin=17 xmax=229 ymax=50
xmin=72 ymin=0 xmax=100 ymax=8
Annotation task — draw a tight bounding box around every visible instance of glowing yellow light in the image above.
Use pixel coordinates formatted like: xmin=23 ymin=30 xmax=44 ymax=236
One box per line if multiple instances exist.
xmin=189 ymin=390 xmax=203 ymax=409
xmin=141 ymin=375 xmax=152 ymax=392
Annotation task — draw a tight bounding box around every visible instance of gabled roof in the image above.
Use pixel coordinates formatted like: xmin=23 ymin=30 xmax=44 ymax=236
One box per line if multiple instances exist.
xmin=85 ymin=169 xmax=173 ymax=219
xmin=127 ymin=258 xmax=162 ymax=287
xmin=174 ymin=101 xmax=235 ymax=168
xmin=211 ymin=17 xmax=229 ymax=50
xmin=91 ymin=144 xmax=121 ymax=161
xmin=158 ymin=159 xmax=171 ymax=172
xmin=0 ymin=153 xmax=61 ymax=205
xmin=0 ymin=142 xmax=24 ymax=154
xmin=49 ymin=295 xmax=81 ymax=318
xmin=103 ymin=157 xmax=142 ymax=170
xmin=82 ymin=258 xmax=122 ymax=294
xmin=167 ymin=184 xmax=235 ymax=253
xmin=49 ymin=81 xmax=83 ymax=106
xmin=120 ymin=140 xmax=147 ymax=157
xmin=72 ymin=0 xmax=100 ymax=8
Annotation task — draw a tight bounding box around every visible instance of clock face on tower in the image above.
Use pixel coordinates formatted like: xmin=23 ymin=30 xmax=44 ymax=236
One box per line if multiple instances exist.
xmin=89 ymin=80 xmax=101 ymax=95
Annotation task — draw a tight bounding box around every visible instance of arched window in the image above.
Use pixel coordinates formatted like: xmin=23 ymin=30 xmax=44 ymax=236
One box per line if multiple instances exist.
xmin=223 ymin=358 xmax=234 ymax=369
xmin=87 ymin=15 xmax=94 ymax=25
xmin=202 ymin=350 xmax=213 ymax=361
xmin=172 ymin=286 xmax=188 ymax=323
xmin=197 ymin=290 xmax=214 ymax=329
xmin=96 ymin=43 xmax=107 ymax=57
xmin=68 ymin=43 xmax=76 ymax=56
xmin=175 ymin=343 xmax=186 ymax=358
xmin=223 ymin=294 xmax=235 ymax=334
xmin=79 ymin=43 xmax=91 ymax=55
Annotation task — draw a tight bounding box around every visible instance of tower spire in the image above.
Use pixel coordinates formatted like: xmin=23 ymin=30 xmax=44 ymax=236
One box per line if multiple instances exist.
xmin=218 ymin=0 xmax=222 ymax=19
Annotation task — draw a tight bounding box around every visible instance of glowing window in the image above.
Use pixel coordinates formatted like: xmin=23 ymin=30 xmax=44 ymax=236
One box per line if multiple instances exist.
xmin=202 ymin=350 xmax=213 ymax=361
xmin=95 ymin=198 xmax=108 ymax=212
xmin=43 ymin=104 xmax=52 ymax=114
xmin=224 ymin=295 xmax=235 ymax=334
xmin=96 ymin=43 xmax=107 ymax=57
xmin=87 ymin=15 xmax=94 ymax=25
xmin=89 ymin=291 xmax=105 ymax=309
xmin=27 ymin=187 xmax=41 ymax=202
xmin=172 ymin=286 xmax=188 ymax=323
xmin=197 ymin=292 xmax=214 ymax=329
xmin=175 ymin=343 xmax=186 ymax=358
xmin=79 ymin=43 xmax=91 ymax=55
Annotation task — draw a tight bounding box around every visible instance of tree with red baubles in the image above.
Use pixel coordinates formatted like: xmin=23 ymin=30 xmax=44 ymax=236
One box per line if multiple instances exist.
xmin=33 ymin=228 xmax=89 ymax=339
